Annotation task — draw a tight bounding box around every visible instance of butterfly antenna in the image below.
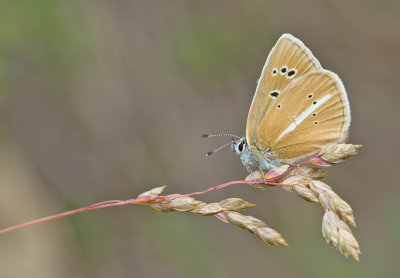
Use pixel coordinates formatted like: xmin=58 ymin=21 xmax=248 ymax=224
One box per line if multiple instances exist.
xmin=205 ymin=141 xmax=232 ymax=157
xmin=202 ymin=133 xmax=241 ymax=140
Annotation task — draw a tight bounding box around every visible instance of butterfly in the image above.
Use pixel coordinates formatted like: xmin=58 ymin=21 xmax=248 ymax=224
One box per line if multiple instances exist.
xmin=204 ymin=34 xmax=351 ymax=174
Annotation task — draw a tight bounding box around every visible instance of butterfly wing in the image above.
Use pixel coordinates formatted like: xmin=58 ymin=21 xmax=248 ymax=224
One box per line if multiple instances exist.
xmin=246 ymin=34 xmax=322 ymax=146
xmin=256 ymin=70 xmax=351 ymax=161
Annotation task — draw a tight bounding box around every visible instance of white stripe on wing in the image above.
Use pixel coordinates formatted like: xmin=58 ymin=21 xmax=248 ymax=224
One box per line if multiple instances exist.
xmin=276 ymin=93 xmax=332 ymax=141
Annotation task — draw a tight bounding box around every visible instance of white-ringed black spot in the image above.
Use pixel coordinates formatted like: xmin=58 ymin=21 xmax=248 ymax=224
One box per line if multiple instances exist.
xmin=277 ymin=104 xmax=281 ymax=109
xmin=280 ymin=66 xmax=288 ymax=75
xmin=313 ymin=101 xmax=317 ymax=105
xmin=287 ymin=68 xmax=297 ymax=78
xmin=312 ymin=113 xmax=317 ymax=117
xmin=314 ymin=121 xmax=318 ymax=125
xmin=269 ymin=90 xmax=280 ymax=99
xmin=308 ymin=94 xmax=313 ymax=99
xmin=272 ymin=68 xmax=278 ymax=75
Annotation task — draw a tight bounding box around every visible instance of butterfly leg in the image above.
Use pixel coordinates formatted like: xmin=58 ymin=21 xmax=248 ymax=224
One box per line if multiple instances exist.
xmin=241 ymin=159 xmax=252 ymax=174
xmin=258 ymin=166 xmax=267 ymax=184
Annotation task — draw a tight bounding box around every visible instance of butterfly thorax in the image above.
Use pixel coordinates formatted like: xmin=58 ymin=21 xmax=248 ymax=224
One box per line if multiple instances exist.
xmin=231 ymin=137 xmax=282 ymax=171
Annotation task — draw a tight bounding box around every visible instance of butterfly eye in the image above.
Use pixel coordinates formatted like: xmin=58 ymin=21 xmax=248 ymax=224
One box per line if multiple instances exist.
xmin=238 ymin=141 xmax=245 ymax=152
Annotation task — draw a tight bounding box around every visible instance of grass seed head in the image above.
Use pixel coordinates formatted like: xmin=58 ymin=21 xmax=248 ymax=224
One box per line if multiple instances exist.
xmin=219 ymin=198 xmax=256 ymax=211
xmin=255 ymin=227 xmax=289 ymax=247
xmin=319 ymin=143 xmax=362 ymax=164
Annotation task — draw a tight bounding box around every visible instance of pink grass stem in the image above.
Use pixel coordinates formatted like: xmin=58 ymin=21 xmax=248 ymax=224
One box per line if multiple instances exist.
xmin=184 ymin=179 xmax=287 ymax=197
xmin=0 ymin=178 xmax=288 ymax=236
xmin=0 ymin=197 xmax=157 ymax=235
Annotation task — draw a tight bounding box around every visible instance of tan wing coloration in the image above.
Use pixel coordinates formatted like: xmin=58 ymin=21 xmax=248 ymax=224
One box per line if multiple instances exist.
xmin=256 ymin=70 xmax=351 ymax=161
xmin=246 ymin=34 xmax=322 ymax=145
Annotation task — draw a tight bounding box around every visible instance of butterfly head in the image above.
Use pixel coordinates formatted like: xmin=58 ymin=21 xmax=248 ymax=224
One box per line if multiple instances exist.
xmin=231 ymin=137 xmax=282 ymax=171
xmin=231 ymin=137 xmax=248 ymax=156
xmin=230 ymin=137 xmax=262 ymax=169
xmin=202 ymin=133 xmax=280 ymax=171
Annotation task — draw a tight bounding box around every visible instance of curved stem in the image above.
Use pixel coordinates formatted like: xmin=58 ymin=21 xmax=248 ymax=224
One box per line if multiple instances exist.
xmin=0 ymin=178 xmax=288 ymax=236
xmin=0 ymin=197 xmax=153 ymax=235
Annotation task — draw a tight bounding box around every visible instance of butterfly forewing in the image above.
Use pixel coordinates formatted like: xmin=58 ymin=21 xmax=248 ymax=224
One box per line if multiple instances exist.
xmin=256 ymin=70 xmax=351 ymax=161
xmin=246 ymin=34 xmax=322 ymax=145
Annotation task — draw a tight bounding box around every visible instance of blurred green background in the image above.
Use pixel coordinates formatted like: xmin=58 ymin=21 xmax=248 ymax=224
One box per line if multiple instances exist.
xmin=0 ymin=0 xmax=399 ymax=277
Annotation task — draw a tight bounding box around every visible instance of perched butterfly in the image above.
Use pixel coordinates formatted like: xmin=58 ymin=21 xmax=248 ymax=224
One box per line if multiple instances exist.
xmin=204 ymin=34 xmax=351 ymax=173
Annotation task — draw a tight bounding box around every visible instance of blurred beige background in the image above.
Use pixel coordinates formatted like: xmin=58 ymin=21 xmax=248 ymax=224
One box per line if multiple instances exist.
xmin=0 ymin=0 xmax=399 ymax=277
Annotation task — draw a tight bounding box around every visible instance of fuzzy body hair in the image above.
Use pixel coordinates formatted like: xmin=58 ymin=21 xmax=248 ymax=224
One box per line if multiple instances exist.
xmin=231 ymin=137 xmax=282 ymax=171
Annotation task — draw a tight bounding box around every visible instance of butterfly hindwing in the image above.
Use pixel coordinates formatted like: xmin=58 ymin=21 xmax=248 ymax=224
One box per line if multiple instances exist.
xmin=255 ymin=70 xmax=351 ymax=161
xmin=246 ymin=34 xmax=322 ymax=146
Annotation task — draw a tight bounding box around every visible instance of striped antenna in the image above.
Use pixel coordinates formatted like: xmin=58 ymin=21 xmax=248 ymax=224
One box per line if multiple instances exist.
xmin=205 ymin=141 xmax=233 ymax=156
xmin=202 ymin=133 xmax=241 ymax=140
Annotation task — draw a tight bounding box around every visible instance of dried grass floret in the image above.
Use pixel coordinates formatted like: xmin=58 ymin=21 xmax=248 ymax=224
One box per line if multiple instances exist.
xmin=0 ymin=143 xmax=362 ymax=261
